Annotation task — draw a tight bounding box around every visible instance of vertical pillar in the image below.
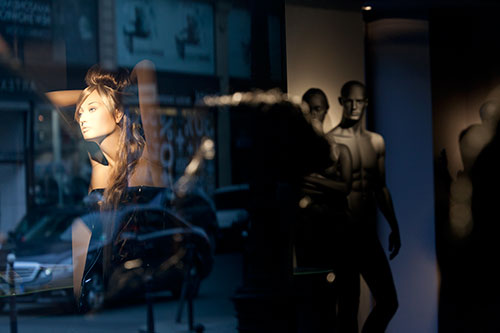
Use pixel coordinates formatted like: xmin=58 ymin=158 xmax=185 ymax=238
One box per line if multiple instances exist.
xmin=250 ymin=1 xmax=270 ymax=89
xmin=51 ymin=109 xmax=63 ymax=205
xmin=99 ymin=0 xmax=117 ymax=69
xmin=25 ymin=105 xmax=35 ymax=211
xmin=214 ymin=1 xmax=232 ymax=187
xmin=365 ymin=18 xmax=438 ymax=333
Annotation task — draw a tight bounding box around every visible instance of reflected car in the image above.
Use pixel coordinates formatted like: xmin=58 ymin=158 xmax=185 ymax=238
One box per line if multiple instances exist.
xmin=213 ymin=184 xmax=250 ymax=252
xmin=172 ymin=187 xmax=219 ymax=252
xmin=0 ymin=204 xmax=213 ymax=313
xmin=0 ymin=207 xmax=84 ymax=310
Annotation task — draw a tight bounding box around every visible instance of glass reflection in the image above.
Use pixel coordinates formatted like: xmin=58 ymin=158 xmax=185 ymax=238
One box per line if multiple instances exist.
xmin=0 ymin=1 xmax=284 ymax=332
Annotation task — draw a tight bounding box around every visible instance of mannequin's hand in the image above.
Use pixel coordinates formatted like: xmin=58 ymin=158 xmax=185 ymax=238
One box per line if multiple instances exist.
xmin=389 ymin=230 xmax=401 ymax=260
xmin=310 ymin=118 xmax=324 ymax=135
xmin=305 ymin=173 xmax=325 ymax=179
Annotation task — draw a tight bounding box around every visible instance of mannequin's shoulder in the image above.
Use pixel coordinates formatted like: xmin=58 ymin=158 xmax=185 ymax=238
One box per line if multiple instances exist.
xmin=365 ymin=130 xmax=384 ymax=142
xmin=326 ymin=126 xmax=349 ymax=138
xmin=460 ymin=123 xmax=482 ymax=141
xmin=365 ymin=130 xmax=385 ymax=153
xmin=89 ymin=163 xmax=111 ymax=190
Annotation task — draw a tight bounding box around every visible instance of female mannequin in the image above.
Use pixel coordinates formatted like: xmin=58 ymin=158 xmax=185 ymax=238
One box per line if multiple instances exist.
xmin=47 ymin=59 xmax=164 ymax=203
xmin=46 ymin=60 xmax=165 ymax=305
xmin=296 ymin=88 xmax=358 ymax=332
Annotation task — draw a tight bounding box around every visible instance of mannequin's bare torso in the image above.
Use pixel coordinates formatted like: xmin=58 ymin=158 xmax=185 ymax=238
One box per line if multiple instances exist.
xmin=326 ymin=126 xmax=385 ymax=220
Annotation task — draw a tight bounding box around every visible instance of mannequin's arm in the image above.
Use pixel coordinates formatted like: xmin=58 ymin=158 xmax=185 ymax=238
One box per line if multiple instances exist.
xmin=304 ymin=174 xmax=349 ymax=194
xmin=304 ymin=145 xmax=353 ymax=194
xmin=374 ymin=139 xmax=401 ymax=260
xmin=45 ymin=90 xmax=82 ymax=107
xmin=130 ymin=60 xmax=163 ymax=186
xmin=72 ymin=218 xmax=92 ymax=299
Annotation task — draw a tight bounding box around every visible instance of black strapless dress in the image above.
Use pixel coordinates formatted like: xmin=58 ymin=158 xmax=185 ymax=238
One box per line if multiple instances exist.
xmin=78 ymin=186 xmax=171 ymax=311
xmin=85 ymin=186 xmax=173 ymax=211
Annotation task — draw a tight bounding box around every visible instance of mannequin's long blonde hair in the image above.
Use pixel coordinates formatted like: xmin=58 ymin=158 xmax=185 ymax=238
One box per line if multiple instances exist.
xmin=75 ymin=65 xmax=145 ymax=210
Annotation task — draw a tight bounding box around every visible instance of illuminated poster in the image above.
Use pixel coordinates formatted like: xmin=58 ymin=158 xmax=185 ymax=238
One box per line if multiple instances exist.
xmin=159 ymin=107 xmax=216 ymax=194
xmin=116 ymin=0 xmax=215 ymax=75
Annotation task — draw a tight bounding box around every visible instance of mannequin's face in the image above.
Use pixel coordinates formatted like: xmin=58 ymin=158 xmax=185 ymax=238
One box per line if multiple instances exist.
xmin=78 ymin=90 xmax=120 ymax=143
xmin=307 ymin=94 xmax=329 ymax=123
xmin=340 ymin=85 xmax=367 ymax=122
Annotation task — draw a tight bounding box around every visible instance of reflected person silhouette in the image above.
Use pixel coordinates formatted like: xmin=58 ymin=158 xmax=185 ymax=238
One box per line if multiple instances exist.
xmin=46 ymin=60 xmax=164 ymax=305
xmin=296 ymin=88 xmax=358 ymax=332
xmin=327 ymin=81 xmax=400 ymax=332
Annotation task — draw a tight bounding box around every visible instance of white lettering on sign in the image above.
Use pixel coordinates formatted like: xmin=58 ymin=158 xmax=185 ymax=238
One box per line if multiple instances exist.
xmin=0 ymin=77 xmax=36 ymax=93
xmin=0 ymin=1 xmax=52 ymax=26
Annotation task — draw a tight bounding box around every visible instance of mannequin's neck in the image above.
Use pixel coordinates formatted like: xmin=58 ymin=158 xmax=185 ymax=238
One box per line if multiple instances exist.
xmin=340 ymin=118 xmax=363 ymax=134
xmin=97 ymin=128 xmax=121 ymax=165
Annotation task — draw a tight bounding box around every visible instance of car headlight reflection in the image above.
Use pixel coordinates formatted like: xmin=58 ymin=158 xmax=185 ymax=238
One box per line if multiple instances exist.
xmin=124 ymin=258 xmax=143 ymax=270
xmin=38 ymin=267 xmax=53 ymax=279
xmin=39 ymin=264 xmax=72 ymax=280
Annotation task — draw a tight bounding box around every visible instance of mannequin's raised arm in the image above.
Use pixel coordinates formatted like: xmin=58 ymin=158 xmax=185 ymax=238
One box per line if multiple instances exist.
xmin=45 ymin=90 xmax=82 ymax=108
xmin=130 ymin=60 xmax=163 ymax=185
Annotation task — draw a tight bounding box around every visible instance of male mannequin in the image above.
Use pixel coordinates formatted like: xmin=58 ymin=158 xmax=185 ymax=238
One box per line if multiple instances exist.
xmin=327 ymin=81 xmax=400 ymax=332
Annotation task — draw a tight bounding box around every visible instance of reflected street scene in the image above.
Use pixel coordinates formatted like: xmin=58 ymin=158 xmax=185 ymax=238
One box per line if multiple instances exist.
xmin=2 ymin=0 xmax=491 ymax=332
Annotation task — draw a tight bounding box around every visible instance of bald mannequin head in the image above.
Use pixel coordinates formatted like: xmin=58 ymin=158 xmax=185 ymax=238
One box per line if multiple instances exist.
xmin=339 ymin=81 xmax=368 ymax=124
xmin=479 ymin=100 xmax=500 ymax=125
xmin=303 ymin=88 xmax=329 ymax=123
